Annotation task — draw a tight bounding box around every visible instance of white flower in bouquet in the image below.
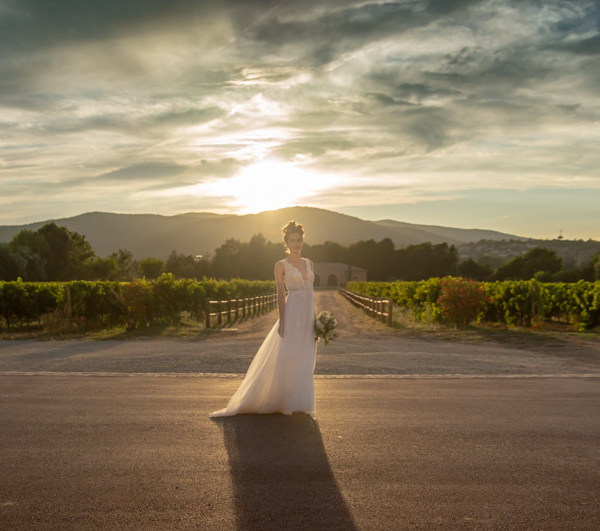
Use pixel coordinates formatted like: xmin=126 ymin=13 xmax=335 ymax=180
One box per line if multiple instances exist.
xmin=314 ymin=310 xmax=338 ymax=346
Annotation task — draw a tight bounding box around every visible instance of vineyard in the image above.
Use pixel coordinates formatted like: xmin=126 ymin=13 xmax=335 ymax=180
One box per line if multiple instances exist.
xmin=3 ymin=275 xmax=599 ymax=334
xmin=0 ymin=274 xmax=276 ymax=332
xmin=347 ymin=278 xmax=600 ymax=331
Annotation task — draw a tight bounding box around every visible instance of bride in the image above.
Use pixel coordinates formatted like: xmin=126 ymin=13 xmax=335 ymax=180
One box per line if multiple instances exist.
xmin=209 ymin=221 xmax=317 ymax=419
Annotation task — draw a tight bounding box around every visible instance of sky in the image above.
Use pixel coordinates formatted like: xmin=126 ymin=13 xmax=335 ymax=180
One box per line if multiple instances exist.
xmin=1 ymin=0 xmax=599 ymax=240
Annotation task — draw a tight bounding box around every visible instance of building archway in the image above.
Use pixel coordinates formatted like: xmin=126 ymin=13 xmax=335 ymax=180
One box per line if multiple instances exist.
xmin=313 ymin=263 xmax=368 ymax=287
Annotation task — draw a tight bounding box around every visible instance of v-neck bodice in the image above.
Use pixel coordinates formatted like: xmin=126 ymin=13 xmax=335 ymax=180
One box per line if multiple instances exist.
xmin=283 ymin=258 xmax=314 ymax=292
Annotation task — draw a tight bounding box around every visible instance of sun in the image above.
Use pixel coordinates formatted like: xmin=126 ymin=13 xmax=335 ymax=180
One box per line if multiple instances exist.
xmin=211 ymin=160 xmax=336 ymax=213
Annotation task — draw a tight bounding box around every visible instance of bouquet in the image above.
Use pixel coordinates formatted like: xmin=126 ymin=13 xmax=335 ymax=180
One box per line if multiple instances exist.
xmin=314 ymin=310 xmax=338 ymax=346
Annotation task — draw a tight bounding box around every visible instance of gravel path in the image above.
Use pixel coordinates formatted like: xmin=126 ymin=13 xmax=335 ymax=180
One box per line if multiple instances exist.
xmin=1 ymin=291 xmax=599 ymax=376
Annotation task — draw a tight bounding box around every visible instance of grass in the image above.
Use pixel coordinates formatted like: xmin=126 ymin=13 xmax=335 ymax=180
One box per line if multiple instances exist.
xmin=0 ymin=313 xmax=259 ymax=341
xmin=388 ymin=305 xmax=600 ymax=348
xmin=2 ymin=306 xmax=599 ymax=348
xmin=335 ymin=291 xmax=599 ymax=354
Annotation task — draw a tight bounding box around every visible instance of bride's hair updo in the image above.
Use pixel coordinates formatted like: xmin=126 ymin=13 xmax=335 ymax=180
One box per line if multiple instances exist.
xmin=282 ymin=220 xmax=304 ymax=246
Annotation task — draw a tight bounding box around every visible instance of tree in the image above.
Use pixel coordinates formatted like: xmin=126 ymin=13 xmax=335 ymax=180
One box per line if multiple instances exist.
xmin=347 ymin=238 xmax=396 ymax=280
xmin=243 ymin=234 xmax=284 ymax=280
xmin=457 ymin=259 xmax=494 ymax=281
xmin=0 ymin=243 xmax=25 ymax=281
xmin=584 ymin=252 xmax=600 ymax=281
xmin=37 ymin=223 xmax=95 ymax=280
xmin=303 ymin=241 xmax=346 ymax=263
xmin=193 ymin=256 xmax=212 ymax=279
xmin=166 ymin=250 xmax=198 ymax=279
xmin=109 ymin=249 xmax=138 ymax=280
xmin=139 ymin=257 xmax=164 ymax=279
xmin=212 ymin=238 xmax=243 ymax=279
xmin=495 ymin=247 xmax=562 ymax=280
xmin=210 ymin=235 xmax=285 ymax=280
xmin=5 ymin=223 xmax=96 ymax=281
xmin=8 ymin=229 xmax=47 ymax=280
xmin=396 ymin=243 xmax=458 ymax=281
xmin=86 ymin=256 xmax=120 ymax=280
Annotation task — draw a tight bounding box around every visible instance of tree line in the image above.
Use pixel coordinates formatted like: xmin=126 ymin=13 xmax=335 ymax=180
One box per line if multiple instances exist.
xmin=1 ymin=223 xmax=598 ymax=282
xmin=0 ymin=223 xmax=138 ymax=282
xmin=204 ymin=235 xmax=599 ymax=282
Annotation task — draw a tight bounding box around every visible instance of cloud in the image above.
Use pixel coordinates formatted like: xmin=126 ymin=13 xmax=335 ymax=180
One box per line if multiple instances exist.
xmin=97 ymin=162 xmax=186 ymax=182
xmin=556 ymin=34 xmax=600 ymax=55
xmin=0 ymin=0 xmax=599 ymax=238
xmin=0 ymin=0 xmax=231 ymax=52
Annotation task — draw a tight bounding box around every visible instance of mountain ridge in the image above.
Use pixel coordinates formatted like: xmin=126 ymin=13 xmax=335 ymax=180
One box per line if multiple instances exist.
xmin=0 ymin=207 xmax=526 ymax=259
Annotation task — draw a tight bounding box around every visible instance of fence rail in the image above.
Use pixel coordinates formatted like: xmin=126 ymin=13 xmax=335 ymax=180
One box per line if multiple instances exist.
xmin=205 ymin=294 xmax=277 ymax=328
xmin=338 ymin=287 xmax=394 ymax=327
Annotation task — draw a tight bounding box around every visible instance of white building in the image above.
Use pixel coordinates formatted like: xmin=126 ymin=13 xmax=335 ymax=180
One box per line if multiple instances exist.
xmin=313 ymin=263 xmax=368 ymax=287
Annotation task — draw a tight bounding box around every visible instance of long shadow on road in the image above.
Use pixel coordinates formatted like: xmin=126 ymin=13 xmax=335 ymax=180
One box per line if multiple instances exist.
xmin=213 ymin=413 xmax=357 ymax=531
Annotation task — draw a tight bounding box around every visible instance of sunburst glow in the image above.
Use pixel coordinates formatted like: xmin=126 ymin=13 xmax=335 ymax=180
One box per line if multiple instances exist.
xmin=208 ymin=161 xmax=339 ymax=214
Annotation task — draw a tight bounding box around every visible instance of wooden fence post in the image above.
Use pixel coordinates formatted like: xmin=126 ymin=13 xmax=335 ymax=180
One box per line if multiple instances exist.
xmin=204 ymin=293 xmax=276 ymax=329
xmin=338 ymin=287 xmax=394 ymax=328
xmin=65 ymin=286 xmax=72 ymax=321
xmin=205 ymin=298 xmax=211 ymax=328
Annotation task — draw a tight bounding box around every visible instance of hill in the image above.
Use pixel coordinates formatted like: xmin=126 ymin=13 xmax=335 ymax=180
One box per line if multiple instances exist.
xmin=0 ymin=207 xmax=526 ymax=259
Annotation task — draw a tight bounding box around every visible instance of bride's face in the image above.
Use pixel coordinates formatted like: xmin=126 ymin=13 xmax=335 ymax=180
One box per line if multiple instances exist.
xmin=287 ymin=233 xmax=303 ymax=253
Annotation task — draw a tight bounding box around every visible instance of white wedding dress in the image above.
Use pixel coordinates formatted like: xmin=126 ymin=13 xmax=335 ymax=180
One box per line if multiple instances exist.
xmin=209 ymin=258 xmax=317 ymax=419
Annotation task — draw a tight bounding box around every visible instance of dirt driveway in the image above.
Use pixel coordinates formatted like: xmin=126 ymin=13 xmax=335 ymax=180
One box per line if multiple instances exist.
xmin=0 ymin=290 xmax=599 ymax=377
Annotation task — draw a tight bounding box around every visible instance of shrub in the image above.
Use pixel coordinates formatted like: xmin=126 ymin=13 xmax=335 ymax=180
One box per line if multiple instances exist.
xmin=436 ymin=277 xmax=487 ymax=327
xmin=120 ymin=281 xmax=154 ymax=331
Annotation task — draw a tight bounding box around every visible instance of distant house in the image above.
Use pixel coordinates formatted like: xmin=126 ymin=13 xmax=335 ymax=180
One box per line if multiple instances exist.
xmin=313 ymin=263 xmax=367 ymax=287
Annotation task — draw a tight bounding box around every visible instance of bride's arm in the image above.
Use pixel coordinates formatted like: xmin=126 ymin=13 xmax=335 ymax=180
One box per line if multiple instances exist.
xmin=275 ymin=262 xmax=286 ymax=337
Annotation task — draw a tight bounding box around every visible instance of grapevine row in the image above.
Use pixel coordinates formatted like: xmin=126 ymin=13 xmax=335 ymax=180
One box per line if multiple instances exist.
xmin=346 ymin=278 xmax=600 ymax=331
xmin=0 ymin=274 xmax=276 ymax=331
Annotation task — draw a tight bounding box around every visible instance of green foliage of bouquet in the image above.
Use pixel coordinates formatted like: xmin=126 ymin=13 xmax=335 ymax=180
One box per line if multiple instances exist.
xmin=314 ymin=310 xmax=338 ymax=346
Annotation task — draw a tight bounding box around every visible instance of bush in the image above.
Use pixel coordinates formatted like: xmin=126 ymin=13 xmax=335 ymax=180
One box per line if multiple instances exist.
xmin=120 ymin=281 xmax=154 ymax=331
xmin=0 ymin=279 xmax=62 ymax=327
xmin=437 ymin=277 xmax=487 ymax=327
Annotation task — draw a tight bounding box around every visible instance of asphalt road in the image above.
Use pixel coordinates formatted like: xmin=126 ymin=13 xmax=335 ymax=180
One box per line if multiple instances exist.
xmin=1 ymin=375 xmax=599 ymax=530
